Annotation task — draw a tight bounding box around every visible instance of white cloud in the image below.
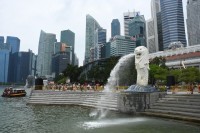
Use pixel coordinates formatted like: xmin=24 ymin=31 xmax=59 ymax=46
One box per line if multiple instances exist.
xmin=0 ymin=0 xmax=187 ymax=66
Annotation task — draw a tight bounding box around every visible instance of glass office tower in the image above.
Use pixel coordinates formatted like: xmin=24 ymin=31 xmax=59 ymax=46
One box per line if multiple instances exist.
xmin=37 ymin=30 xmax=56 ymax=77
xmin=60 ymin=30 xmax=75 ymax=65
xmin=111 ymin=19 xmax=121 ymax=37
xmin=160 ymin=0 xmax=186 ymax=49
xmin=85 ymin=14 xmax=101 ymax=64
xmin=129 ymin=14 xmax=146 ymax=47
xmin=6 ymin=36 xmax=20 ymax=54
xmin=0 ymin=43 xmax=11 ymax=82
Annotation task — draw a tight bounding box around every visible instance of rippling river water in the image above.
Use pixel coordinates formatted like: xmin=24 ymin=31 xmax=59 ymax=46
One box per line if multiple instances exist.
xmin=0 ymin=86 xmax=200 ymax=133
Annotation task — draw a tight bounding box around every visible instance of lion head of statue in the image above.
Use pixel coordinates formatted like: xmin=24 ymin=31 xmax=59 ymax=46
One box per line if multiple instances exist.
xmin=134 ymin=46 xmax=149 ymax=69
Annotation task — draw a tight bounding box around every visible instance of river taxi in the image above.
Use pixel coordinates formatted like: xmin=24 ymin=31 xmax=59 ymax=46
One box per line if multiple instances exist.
xmin=1 ymin=87 xmax=26 ymax=97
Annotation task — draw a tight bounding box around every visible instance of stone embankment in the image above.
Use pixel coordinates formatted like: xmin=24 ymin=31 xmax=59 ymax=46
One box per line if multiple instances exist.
xmin=28 ymin=90 xmax=200 ymax=124
xmin=143 ymin=94 xmax=200 ymax=123
xmin=28 ymin=90 xmax=119 ymax=111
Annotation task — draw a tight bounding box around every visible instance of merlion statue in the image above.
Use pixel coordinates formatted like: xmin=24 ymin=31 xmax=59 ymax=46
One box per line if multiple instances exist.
xmin=134 ymin=46 xmax=149 ymax=86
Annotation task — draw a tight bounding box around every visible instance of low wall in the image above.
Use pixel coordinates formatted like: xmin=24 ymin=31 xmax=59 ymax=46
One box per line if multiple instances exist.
xmin=117 ymin=92 xmax=166 ymax=113
xmin=29 ymin=90 xmax=166 ymax=113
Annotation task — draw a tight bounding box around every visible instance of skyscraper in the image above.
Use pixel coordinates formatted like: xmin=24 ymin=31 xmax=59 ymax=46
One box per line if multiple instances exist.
xmin=187 ymin=0 xmax=200 ymax=46
xmin=52 ymin=42 xmax=72 ymax=77
xmin=60 ymin=30 xmax=75 ymax=65
xmin=0 ymin=43 xmax=11 ymax=83
xmin=85 ymin=14 xmax=101 ymax=64
xmin=160 ymin=0 xmax=187 ymax=49
xmin=9 ymin=50 xmax=36 ymax=83
xmin=146 ymin=19 xmax=156 ymax=53
xmin=93 ymin=28 xmax=107 ymax=60
xmin=0 ymin=36 xmax=4 ymax=44
xmin=111 ymin=19 xmax=120 ymax=37
xmin=37 ymin=30 xmax=56 ymax=77
xmin=129 ymin=14 xmax=146 ymax=47
xmin=123 ymin=11 xmax=136 ymax=36
xmin=6 ymin=36 xmax=20 ymax=54
xmin=110 ymin=35 xmax=136 ymax=56
xmin=146 ymin=0 xmax=161 ymax=53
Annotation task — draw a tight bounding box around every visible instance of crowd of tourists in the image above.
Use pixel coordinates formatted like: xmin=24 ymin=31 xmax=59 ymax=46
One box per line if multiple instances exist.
xmin=44 ymin=83 xmax=104 ymax=92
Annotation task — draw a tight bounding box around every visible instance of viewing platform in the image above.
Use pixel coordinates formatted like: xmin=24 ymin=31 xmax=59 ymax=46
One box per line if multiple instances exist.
xmin=28 ymin=90 xmax=119 ymax=111
xmin=28 ymin=89 xmax=200 ymax=124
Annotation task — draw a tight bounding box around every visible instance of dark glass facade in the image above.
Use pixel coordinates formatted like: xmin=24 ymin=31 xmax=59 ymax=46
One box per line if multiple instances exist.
xmin=101 ymin=42 xmax=111 ymax=59
xmin=157 ymin=12 xmax=164 ymax=51
xmin=160 ymin=0 xmax=187 ymax=49
xmin=0 ymin=43 xmax=11 ymax=83
xmin=52 ymin=52 xmax=71 ymax=77
xmin=8 ymin=51 xmax=36 ymax=83
xmin=6 ymin=36 xmax=20 ymax=54
xmin=129 ymin=14 xmax=146 ymax=47
xmin=60 ymin=30 xmax=75 ymax=65
xmin=0 ymin=36 xmax=4 ymax=44
xmin=111 ymin=19 xmax=121 ymax=37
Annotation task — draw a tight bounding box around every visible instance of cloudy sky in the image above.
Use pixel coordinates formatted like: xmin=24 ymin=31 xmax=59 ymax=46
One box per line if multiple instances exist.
xmin=0 ymin=0 xmax=187 ymax=66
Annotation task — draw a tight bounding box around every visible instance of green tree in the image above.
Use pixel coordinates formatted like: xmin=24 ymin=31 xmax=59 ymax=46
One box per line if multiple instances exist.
xmin=62 ymin=64 xmax=82 ymax=83
xmin=169 ymin=69 xmax=182 ymax=84
xmin=150 ymin=56 xmax=167 ymax=68
xmin=149 ymin=64 xmax=168 ymax=86
xmin=180 ymin=67 xmax=200 ymax=84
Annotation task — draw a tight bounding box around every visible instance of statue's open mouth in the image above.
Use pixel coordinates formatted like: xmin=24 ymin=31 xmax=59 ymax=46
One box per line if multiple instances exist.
xmin=136 ymin=53 xmax=141 ymax=57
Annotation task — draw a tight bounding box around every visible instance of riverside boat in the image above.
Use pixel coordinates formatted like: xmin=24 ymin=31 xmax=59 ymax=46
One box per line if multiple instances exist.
xmin=1 ymin=87 xmax=26 ymax=97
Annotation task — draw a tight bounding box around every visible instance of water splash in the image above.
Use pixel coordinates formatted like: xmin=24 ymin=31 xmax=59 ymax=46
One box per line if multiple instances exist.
xmin=83 ymin=118 xmax=146 ymax=129
xmin=93 ymin=53 xmax=135 ymax=119
xmin=104 ymin=53 xmax=135 ymax=92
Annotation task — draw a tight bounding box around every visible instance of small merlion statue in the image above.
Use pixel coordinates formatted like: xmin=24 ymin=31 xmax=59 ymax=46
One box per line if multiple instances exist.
xmin=134 ymin=46 xmax=149 ymax=86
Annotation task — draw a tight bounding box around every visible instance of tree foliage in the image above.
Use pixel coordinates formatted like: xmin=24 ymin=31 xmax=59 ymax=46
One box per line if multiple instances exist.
xmin=180 ymin=67 xmax=200 ymax=84
xmin=149 ymin=64 xmax=168 ymax=86
xmin=56 ymin=64 xmax=83 ymax=83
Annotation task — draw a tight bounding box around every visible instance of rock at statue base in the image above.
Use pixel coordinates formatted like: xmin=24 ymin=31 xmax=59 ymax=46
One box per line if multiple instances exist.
xmin=125 ymin=85 xmax=157 ymax=93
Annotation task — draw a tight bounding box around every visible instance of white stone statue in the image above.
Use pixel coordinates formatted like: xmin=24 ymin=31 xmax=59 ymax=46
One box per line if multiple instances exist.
xmin=134 ymin=46 xmax=149 ymax=86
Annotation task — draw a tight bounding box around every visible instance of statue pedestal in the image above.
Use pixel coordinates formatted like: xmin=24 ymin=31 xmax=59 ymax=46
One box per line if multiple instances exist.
xmin=117 ymin=86 xmax=166 ymax=114
xmin=125 ymin=85 xmax=157 ymax=92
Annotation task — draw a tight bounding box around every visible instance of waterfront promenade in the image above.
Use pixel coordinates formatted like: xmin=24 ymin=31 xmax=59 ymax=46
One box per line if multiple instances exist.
xmin=28 ymin=87 xmax=200 ymax=124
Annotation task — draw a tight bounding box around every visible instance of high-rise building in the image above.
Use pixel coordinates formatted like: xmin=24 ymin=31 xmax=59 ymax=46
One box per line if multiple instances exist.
xmin=146 ymin=0 xmax=161 ymax=53
xmin=0 ymin=43 xmax=11 ymax=83
xmin=60 ymin=30 xmax=75 ymax=65
xmin=37 ymin=30 xmax=56 ymax=77
xmin=187 ymin=0 xmax=200 ymax=46
xmin=111 ymin=19 xmax=121 ymax=37
xmin=101 ymin=42 xmax=111 ymax=59
xmin=129 ymin=14 xmax=146 ymax=47
xmin=157 ymin=12 xmax=163 ymax=51
xmin=52 ymin=52 xmax=71 ymax=77
xmin=74 ymin=54 xmax=79 ymax=66
xmin=85 ymin=14 xmax=101 ymax=64
xmin=123 ymin=11 xmax=136 ymax=36
xmin=160 ymin=0 xmax=187 ymax=49
xmin=93 ymin=28 xmax=107 ymax=60
xmin=52 ymin=42 xmax=72 ymax=77
xmin=146 ymin=19 xmax=156 ymax=53
xmin=0 ymin=36 xmax=4 ymax=44
xmin=6 ymin=36 xmax=20 ymax=54
xmin=8 ymin=50 xmax=36 ymax=83
xmin=110 ymin=35 xmax=136 ymax=56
